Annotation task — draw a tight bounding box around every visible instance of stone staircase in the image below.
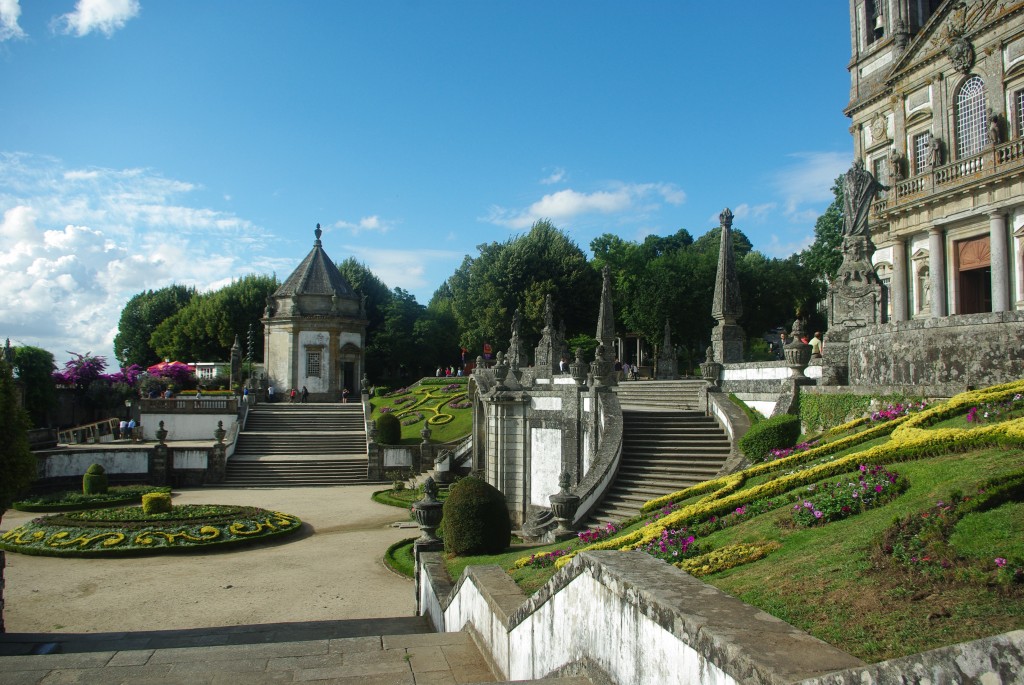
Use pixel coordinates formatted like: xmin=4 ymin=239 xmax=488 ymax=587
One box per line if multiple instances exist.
xmin=612 ymin=377 xmax=704 ymax=410
xmin=0 ymin=619 xmax=593 ymax=683
xmin=225 ymin=403 xmax=379 ymax=487
xmin=589 ymin=380 xmax=731 ymax=524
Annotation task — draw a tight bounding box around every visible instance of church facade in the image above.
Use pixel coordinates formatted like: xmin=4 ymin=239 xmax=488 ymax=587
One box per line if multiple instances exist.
xmin=848 ymin=0 xmax=1024 ymax=320
xmin=261 ymin=225 xmax=367 ymax=401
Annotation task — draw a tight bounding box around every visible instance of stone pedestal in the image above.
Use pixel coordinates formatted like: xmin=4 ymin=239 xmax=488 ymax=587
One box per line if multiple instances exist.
xmin=823 ymin=234 xmax=884 ymax=385
xmin=711 ymin=323 xmax=745 ymax=364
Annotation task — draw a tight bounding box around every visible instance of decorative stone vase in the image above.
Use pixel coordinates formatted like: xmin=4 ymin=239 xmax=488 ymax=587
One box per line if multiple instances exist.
xmin=699 ymin=345 xmax=722 ymax=386
xmin=493 ymin=352 xmax=509 ymax=389
xmin=784 ymin=319 xmax=813 ymax=378
xmin=420 ymin=425 xmax=432 ymax=445
xmin=155 ymin=420 xmax=168 ymax=444
xmin=548 ymin=471 xmax=581 ymax=535
xmin=569 ymin=348 xmax=588 ymax=388
xmin=412 ymin=477 xmax=443 ymax=543
xmin=214 ymin=420 xmax=226 ymax=444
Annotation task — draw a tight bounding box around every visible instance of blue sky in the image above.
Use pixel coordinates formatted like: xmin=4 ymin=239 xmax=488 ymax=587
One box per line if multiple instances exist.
xmin=0 ymin=1 xmax=853 ymax=365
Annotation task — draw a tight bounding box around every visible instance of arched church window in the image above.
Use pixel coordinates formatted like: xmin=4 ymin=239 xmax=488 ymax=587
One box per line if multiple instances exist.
xmin=956 ymin=76 xmax=988 ymax=158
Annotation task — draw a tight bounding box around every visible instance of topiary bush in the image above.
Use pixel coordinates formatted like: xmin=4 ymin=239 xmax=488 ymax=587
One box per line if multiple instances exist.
xmin=376 ymin=412 xmax=402 ymax=445
xmin=142 ymin=492 xmax=172 ymax=515
xmin=738 ymin=414 xmax=801 ymax=462
xmin=442 ymin=475 xmax=511 ymax=556
xmin=82 ymin=464 xmax=108 ymax=495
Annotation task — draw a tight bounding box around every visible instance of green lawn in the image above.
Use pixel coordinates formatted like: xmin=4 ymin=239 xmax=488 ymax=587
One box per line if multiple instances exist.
xmin=369 ymin=377 xmax=472 ymax=444
xmin=424 ymin=381 xmax=1024 ymax=663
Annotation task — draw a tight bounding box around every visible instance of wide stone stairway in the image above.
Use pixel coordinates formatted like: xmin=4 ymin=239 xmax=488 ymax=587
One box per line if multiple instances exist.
xmin=225 ymin=403 xmax=379 ymax=487
xmin=0 ymin=619 xmax=592 ymax=683
xmin=588 ymin=380 xmax=732 ymax=524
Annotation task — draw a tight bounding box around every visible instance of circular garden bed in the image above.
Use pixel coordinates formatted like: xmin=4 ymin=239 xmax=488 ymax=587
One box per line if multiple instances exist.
xmin=0 ymin=504 xmax=303 ymax=557
xmin=12 ymin=485 xmax=173 ymax=512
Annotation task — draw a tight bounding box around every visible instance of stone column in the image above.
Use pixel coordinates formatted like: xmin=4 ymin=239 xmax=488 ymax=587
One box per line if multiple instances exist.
xmin=989 ymin=212 xmax=1010 ymax=312
xmin=891 ymin=237 xmax=909 ymax=321
xmin=928 ymin=227 xmax=947 ymax=316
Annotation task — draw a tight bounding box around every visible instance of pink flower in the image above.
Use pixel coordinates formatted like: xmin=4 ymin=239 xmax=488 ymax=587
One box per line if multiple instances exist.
xmin=996 ymin=558 xmax=1008 ymax=568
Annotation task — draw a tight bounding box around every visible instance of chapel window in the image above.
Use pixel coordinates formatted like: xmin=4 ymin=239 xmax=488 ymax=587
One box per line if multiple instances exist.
xmin=913 ymin=131 xmax=932 ymax=174
xmin=873 ymin=157 xmax=889 ymax=198
xmin=1015 ymin=89 xmax=1024 ymax=138
xmin=956 ymin=76 xmax=988 ymax=158
xmin=306 ymin=350 xmax=321 ymax=378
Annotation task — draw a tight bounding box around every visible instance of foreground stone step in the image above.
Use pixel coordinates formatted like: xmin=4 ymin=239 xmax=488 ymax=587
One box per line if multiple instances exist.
xmin=0 ymin=622 xmax=502 ymax=683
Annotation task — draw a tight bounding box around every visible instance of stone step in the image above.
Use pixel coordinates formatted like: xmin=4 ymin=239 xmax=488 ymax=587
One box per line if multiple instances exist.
xmin=224 ymin=459 xmax=373 ymax=487
xmin=0 ymin=621 xmax=506 ymax=683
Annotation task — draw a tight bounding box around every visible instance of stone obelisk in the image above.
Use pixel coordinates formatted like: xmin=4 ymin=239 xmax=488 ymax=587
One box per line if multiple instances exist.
xmin=711 ymin=208 xmax=744 ymax=363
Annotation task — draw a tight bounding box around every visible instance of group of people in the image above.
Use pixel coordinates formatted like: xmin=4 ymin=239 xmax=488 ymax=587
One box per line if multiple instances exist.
xmin=117 ymin=418 xmax=137 ymax=440
xmin=614 ymin=359 xmax=640 ymax=381
xmin=436 ymin=366 xmax=464 ymax=377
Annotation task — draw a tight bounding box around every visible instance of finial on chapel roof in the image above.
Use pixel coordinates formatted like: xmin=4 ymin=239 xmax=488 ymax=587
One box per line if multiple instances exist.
xmin=314 ymin=223 xmax=322 ymax=245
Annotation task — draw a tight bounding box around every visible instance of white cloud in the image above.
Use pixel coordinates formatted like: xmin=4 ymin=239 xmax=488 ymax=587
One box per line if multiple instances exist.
xmin=485 ymin=181 xmax=686 ymax=230
xmin=762 ymin=232 xmax=814 ymax=258
xmin=707 ymin=202 xmax=777 ymax=226
xmin=331 ymin=214 xmax=394 ymax=236
xmin=540 ymin=168 xmax=566 ymax=185
xmin=0 ymin=0 xmax=25 ymax=41
xmin=343 ymin=245 xmax=461 ymax=295
xmin=771 ymin=151 xmax=849 ymax=218
xmin=58 ymin=0 xmax=140 ymax=38
xmin=0 ymin=153 xmax=274 ymax=364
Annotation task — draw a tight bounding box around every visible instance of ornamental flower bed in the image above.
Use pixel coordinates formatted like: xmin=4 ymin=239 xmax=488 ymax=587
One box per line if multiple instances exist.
xmin=766 ymin=440 xmax=818 ymax=462
xmin=640 ymin=528 xmax=706 ymax=564
xmin=0 ymin=504 xmax=303 ymax=557
xmin=13 ymin=485 xmax=172 ymax=512
xmin=871 ymin=400 xmax=928 ymax=422
xmin=791 ymin=465 xmax=904 ymax=527
xmin=966 ymin=393 xmax=1024 ymax=424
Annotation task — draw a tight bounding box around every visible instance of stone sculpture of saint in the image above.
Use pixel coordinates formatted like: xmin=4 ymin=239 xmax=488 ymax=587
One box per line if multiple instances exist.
xmin=842 ymin=159 xmax=889 ymax=237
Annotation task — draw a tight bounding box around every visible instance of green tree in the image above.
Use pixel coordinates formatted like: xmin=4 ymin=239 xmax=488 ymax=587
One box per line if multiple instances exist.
xmin=150 ymin=275 xmax=277 ymax=362
xmin=12 ymin=345 xmax=57 ymax=428
xmin=437 ymin=220 xmax=600 ymax=356
xmin=0 ymin=357 xmax=35 ymax=511
xmin=338 ymin=259 xmax=395 ymax=380
xmin=800 ymin=176 xmax=844 ymax=285
xmin=114 ymin=284 xmax=195 ymax=366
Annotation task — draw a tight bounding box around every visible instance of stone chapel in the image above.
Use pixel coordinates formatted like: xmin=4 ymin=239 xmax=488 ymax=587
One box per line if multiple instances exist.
xmin=261 ymin=225 xmax=367 ymax=401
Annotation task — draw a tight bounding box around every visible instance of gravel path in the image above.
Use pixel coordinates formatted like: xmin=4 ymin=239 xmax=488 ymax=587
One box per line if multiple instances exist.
xmin=0 ymin=485 xmax=418 ymax=633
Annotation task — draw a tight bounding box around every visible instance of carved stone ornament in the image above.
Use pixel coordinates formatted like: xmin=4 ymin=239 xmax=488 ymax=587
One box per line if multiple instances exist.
xmin=871 ymin=113 xmax=889 ymax=144
xmin=947 ymin=34 xmax=975 ymax=74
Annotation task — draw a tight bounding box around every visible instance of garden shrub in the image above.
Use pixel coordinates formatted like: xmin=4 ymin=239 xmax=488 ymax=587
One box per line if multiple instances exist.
xmin=738 ymin=414 xmax=801 ymax=462
xmin=442 ymin=475 xmax=511 ymax=556
xmin=376 ymin=412 xmax=402 ymax=445
xmin=142 ymin=492 xmax=172 ymax=515
xmin=82 ymin=464 xmax=108 ymax=495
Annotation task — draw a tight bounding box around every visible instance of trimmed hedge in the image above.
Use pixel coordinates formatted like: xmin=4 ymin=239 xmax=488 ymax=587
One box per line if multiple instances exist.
xmin=376 ymin=412 xmax=402 ymax=445
xmin=82 ymin=463 xmax=108 ymax=495
xmin=738 ymin=414 xmax=801 ymax=461
xmin=442 ymin=476 xmax=511 ymax=556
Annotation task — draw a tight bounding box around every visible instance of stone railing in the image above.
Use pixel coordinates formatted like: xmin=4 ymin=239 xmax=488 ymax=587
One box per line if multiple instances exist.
xmin=571 ymin=389 xmax=623 ymax=527
xmin=878 ymin=140 xmax=1024 ymax=216
xmin=417 ymin=549 xmax=1023 ymax=685
xmin=140 ymin=397 xmax=238 ymax=413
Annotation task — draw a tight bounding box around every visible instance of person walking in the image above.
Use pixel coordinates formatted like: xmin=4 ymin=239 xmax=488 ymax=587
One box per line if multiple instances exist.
xmin=289 ymin=388 xmax=297 ymax=403
xmin=301 ymin=386 xmax=309 ymax=403
xmin=267 ymin=385 xmax=275 ymax=403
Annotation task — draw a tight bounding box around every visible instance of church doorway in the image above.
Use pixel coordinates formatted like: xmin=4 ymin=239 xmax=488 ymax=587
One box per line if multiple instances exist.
xmin=955 ymin=235 xmax=992 ymax=315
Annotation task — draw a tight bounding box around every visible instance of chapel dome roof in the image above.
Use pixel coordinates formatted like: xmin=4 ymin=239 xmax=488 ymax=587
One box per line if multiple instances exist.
xmin=274 ymin=224 xmax=357 ymax=299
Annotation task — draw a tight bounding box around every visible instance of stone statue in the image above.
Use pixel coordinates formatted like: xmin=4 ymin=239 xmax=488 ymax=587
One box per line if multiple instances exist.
xmin=889 ymin=149 xmax=905 ymax=181
xmin=988 ymin=109 xmax=1001 ymax=146
xmin=842 ymin=160 xmax=888 ymax=237
xmin=3 ymin=338 xmax=13 ymax=365
xmin=928 ymin=136 xmax=944 ymax=168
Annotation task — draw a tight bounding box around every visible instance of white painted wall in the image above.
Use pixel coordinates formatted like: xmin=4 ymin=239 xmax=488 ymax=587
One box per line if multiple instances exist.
xmin=42 ymin=451 xmax=149 ymax=478
xmin=529 ymin=427 xmax=562 ymax=507
xmin=173 ymin=451 xmax=208 ymax=469
xmin=298 ymin=330 xmax=331 ymax=394
xmin=140 ymin=414 xmax=237 ymax=441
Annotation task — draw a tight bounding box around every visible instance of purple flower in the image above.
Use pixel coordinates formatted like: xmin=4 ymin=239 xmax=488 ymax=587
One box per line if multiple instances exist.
xmin=814 ymin=510 xmax=823 ymax=519
xmin=996 ymin=558 xmax=1008 ymax=568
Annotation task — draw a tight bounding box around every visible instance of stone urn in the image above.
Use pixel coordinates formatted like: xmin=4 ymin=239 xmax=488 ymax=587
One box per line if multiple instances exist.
xmin=699 ymin=345 xmax=722 ymax=386
xmin=155 ymin=420 xmax=168 ymax=444
xmin=214 ymin=420 xmax=226 ymax=444
xmin=784 ymin=318 xmax=813 ymax=378
xmin=548 ymin=471 xmax=581 ymax=537
xmin=420 ymin=425 xmax=432 ymax=445
xmin=569 ymin=348 xmax=588 ymax=388
xmin=493 ymin=351 xmax=510 ymax=389
xmin=412 ymin=477 xmax=444 ymax=543
xmin=590 ymin=344 xmax=612 ymax=387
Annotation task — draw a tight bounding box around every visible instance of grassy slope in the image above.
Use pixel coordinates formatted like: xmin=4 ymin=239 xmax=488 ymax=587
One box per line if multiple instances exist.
xmin=435 ymin=383 xmax=1024 ymax=663
xmin=368 ymin=378 xmax=472 ymax=445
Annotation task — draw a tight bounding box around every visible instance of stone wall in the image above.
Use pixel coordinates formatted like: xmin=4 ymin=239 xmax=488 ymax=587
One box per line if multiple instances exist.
xmin=418 ymin=549 xmax=1024 ymax=685
xmin=419 ymin=550 xmax=863 ymax=684
xmin=847 ymin=311 xmax=1024 ymax=393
